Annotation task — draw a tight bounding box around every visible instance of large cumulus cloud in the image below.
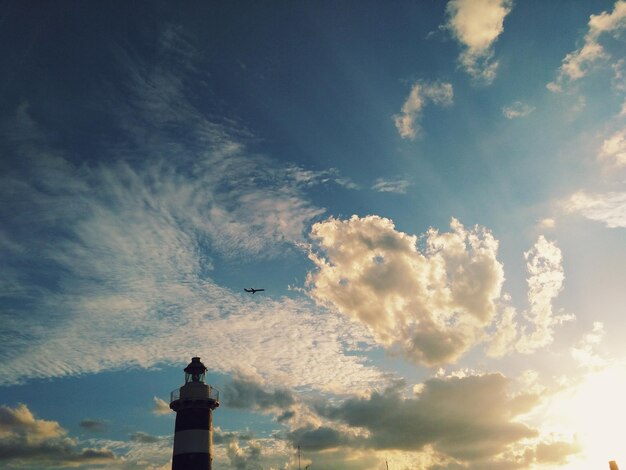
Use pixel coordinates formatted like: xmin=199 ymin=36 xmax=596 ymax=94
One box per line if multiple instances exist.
xmin=305 ymin=216 xmax=504 ymax=366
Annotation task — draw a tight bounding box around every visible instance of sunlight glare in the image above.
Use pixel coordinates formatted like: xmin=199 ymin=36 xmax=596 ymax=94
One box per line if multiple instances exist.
xmin=552 ymin=362 xmax=626 ymax=468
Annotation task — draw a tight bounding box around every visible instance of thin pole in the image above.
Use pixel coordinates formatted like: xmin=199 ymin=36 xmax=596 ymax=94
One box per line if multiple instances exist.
xmin=298 ymin=445 xmax=301 ymax=470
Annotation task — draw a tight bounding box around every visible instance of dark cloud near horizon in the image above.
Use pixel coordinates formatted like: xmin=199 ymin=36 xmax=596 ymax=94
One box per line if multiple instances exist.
xmin=0 ymin=404 xmax=117 ymax=466
xmin=289 ymin=374 xmax=541 ymax=463
xmin=288 ymin=426 xmax=353 ymax=452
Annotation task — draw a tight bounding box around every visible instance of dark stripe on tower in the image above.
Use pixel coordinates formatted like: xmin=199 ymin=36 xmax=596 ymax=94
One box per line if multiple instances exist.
xmin=174 ymin=408 xmax=210 ymax=432
xmin=172 ymin=453 xmax=210 ymax=468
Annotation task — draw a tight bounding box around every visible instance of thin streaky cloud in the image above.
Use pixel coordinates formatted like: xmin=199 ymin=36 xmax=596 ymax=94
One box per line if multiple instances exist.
xmin=371 ymin=178 xmax=411 ymax=194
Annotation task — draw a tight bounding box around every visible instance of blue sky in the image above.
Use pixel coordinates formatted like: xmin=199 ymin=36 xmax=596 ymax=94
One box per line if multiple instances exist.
xmin=2 ymin=1 xmax=626 ymax=468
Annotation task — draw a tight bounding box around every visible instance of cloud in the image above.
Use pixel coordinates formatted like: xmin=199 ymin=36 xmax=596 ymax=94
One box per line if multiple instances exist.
xmin=612 ymin=58 xmax=626 ymax=91
xmin=276 ymin=410 xmax=295 ymax=423
xmin=288 ymin=426 xmax=353 ymax=451
xmin=211 ymin=434 xmax=294 ymax=470
xmin=570 ymin=322 xmax=606 ymax=370
xmin=502 ymin=101 xmax=535 ymax=119
xmin=371 ymin=178 xmax=411 ymax=194
xmin=0 ymin=81 xmax=385 ymax=392
xmin=286 ymin=166 xmax=359 ymax=190
xmin=222 ymin=375 xmax=296 ymax=411
xmin=213 ymin=428 xmax=254 ymax=445
xmin=0 ymin=404 xmax=117 ymax=467
xmin=79 ymin=419 xmax=108 ymax=433
xmin=393 ymin=81 xmax=453 ymax=140
xmin=444 ymin=0 xmax=513 ymax=84
xmin=537 ymin=218 xmax=556 ymax=230
xmin=91 ymin=435 xmax=173 ymax=469
xmin=599 ymin=128 xmax=626 ymax=167
xmin=485 ymin=298 xmax=518 ymax=358
xmin=548 ymin=0 xmax=626 ymax=92
xmin=516 ymin=236 xmax=570 ymax=354
xmin=227 ymin=439 xmax=263 ymax=470
xmin=565 ymin=191 xmax=626 ymax=227
xmin=305 ymin=216 xmax=505 ymax=366
xmin=152 ymin=397 xmax=171 ymax=416
xmin=534 ymin=439 xmax=582 ymax=465
xmin=291 ymin=374 xmax=540 ymax=464
xmin=129 ymin=432 xmax=166 ymax=444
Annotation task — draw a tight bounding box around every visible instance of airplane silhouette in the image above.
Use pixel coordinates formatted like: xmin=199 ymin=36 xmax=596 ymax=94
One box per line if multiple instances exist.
xmin=244 ymin=288 xmax=265 ymax=294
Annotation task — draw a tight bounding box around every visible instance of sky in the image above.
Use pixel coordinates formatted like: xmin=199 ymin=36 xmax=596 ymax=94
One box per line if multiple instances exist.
xmin=1 ymin=0 xmax=626 ymax=468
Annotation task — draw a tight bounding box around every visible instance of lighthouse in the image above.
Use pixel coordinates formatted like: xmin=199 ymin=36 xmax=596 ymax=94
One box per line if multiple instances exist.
xmin=169 ymin=357 xmax=219 ymax=470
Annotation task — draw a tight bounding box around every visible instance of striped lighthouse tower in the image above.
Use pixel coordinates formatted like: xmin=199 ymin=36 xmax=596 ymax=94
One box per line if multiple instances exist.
xmin=169 ymin=357 xmax=219 ymax=470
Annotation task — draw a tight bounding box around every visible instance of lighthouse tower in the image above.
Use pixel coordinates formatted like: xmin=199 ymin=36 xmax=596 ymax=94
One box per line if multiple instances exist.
xmin=169 ymin=357 xmax=219 ymax=470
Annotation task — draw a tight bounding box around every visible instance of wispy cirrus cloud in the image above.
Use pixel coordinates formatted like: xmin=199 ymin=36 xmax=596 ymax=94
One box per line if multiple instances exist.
xmin=548 ymin=0 xmax=626 ymax=92
xmin=393 ymin=81 xmax=453 ymax=140
xmin=444 ymin=0 xmax=513 ymax=84
xmin=371 ymin=177 xmax=411 ymax=194
xmin=0 ymin=35 xmax=384 ymax=392
xmin=0 ymin=140 xmax=382 ymax=387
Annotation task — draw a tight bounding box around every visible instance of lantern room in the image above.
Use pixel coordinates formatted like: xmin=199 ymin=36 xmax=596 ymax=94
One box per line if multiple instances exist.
xmin=184 ymin=357 xmax=207 ymax=384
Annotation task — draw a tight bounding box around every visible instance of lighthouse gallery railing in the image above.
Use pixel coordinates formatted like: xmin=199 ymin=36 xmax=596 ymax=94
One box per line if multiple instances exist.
xmin=170 ymin=386 xmax=219 ymax=404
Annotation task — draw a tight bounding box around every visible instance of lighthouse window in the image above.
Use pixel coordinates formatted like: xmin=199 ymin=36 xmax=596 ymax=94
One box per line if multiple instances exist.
xmin=185 ymin=371 xmax=206 ymax=383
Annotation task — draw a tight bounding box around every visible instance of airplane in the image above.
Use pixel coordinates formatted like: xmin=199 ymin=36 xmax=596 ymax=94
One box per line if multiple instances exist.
xmin=244 ymin=288 xmax=265 ymax=294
